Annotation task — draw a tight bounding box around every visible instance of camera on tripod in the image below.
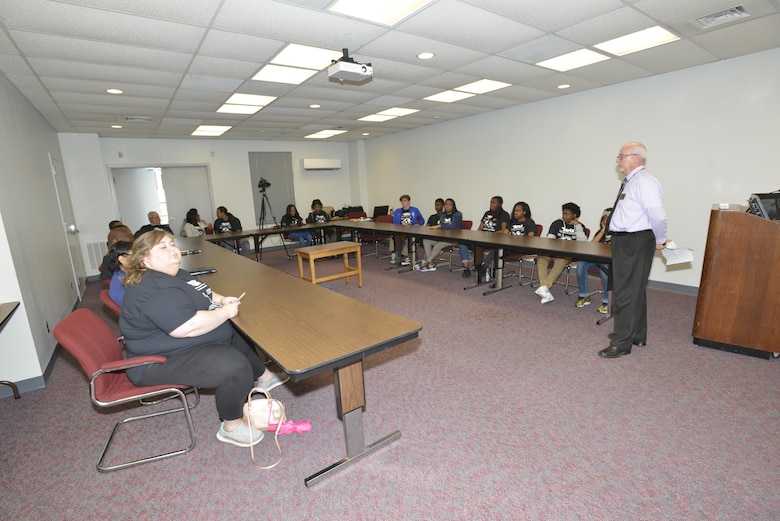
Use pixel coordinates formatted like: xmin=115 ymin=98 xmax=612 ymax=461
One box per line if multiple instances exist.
xmin=257 ymin=177 xmax=271 ymax=191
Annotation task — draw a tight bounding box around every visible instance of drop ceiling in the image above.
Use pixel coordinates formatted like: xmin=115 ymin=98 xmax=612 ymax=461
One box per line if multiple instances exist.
xmin=1 ymin=0 xmax=779 ymax=141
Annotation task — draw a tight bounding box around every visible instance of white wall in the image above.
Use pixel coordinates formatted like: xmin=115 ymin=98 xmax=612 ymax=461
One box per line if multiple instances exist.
xmin=363 ymin=48 xmax=780 ymax=289
xmin=0 ymin=74 xmax=78 ymax=391
xmin=60 ymin=136 xmax=354 ymax=271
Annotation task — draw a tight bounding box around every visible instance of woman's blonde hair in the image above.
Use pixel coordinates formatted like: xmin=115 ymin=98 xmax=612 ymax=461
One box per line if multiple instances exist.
xmin=123 ymin=229 xmax=176 ymax=287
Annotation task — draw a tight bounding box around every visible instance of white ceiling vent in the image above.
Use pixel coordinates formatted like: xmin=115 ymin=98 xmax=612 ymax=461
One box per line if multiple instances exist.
xmin=696 ymin=6 xmax=749 ymax=28
xmin=120 ymin=115 xmax=155 ymax=124
xmin=302 ymin=158 xmax=342 ymax=171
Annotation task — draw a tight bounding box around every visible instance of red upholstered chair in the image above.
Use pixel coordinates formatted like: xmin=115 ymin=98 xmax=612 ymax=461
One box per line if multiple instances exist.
xmin=361 ymin=214 xmax=393 ymax=258
xmin=99 ymin=289 xmax=121 ymax=319
xmin=342 ymin=211 xmax=368 ymax=240
xmin=53 ymin=308 xmax=198 ymax=472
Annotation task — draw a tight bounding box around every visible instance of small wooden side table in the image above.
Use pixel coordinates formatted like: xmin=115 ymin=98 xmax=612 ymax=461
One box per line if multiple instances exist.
xmin=297 ymin=241 xmax=363 ymax=288
xmin=0 ymin=301 xmax=21 ymax=399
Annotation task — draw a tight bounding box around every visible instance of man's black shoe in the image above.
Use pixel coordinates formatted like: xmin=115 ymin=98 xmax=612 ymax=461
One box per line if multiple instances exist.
xmin=462 ymin=268 xmax=471 ymax=279
xmin=632 ymin=341 xmax=647 ymax=347
xmin=598 ymin=345 xmax=632 ymax=359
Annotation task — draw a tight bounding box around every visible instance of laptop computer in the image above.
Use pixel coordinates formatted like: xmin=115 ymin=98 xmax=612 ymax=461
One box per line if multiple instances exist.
xmin=372 ymin=205 xmax=389 ymax=219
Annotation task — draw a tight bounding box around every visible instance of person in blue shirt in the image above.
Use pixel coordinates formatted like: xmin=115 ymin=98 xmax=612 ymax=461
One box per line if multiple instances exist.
xmin=391 ymin=194 xmax=424 ymax=266
xmin=107 ymin=240 xmax=132 ymax=305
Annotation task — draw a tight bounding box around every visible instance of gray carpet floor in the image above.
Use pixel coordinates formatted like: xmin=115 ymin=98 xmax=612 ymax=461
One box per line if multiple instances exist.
xmin=2 ymin=246 xmax=778 ymax=520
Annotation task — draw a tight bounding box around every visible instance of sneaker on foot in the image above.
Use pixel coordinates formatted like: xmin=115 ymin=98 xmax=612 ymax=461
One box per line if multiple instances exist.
xmin=540 ymin=292 xmax=555 ymax=304
xmin=462 ymin=267 xmax=471 ymax=278
xmin=421 ymin=264 xmax=436 ymax=272
xmin=575 ymin=296 xmax=591 ymax=308
xmin=534 ymin=285 xmax=549 ymax=297
xmin=255 ymin=371 xmax=289 ymax=391
xmin=400 ymin=257 xmax=411 ymax=266
xmin=597 ymin=304 xmax=609 ymax=314
xmin=413 ymin=263 xmax=422 ymax=271
xmin=216 ymin=422 xmax=264 ymax=447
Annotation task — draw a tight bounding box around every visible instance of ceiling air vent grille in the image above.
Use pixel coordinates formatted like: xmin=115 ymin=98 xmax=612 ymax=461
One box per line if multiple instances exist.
xmin=696 ymin=6 xmax=749 ymax=28
xmin=121 ymin=115 xmax=155 ymax=124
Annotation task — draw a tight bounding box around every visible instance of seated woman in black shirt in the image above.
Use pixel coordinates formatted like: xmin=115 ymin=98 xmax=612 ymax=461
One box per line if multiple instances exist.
xmin=119 ymin=230 xmax=288 ymax=448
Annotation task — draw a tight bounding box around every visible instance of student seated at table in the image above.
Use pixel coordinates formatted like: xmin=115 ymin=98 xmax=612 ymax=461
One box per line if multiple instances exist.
xmin=575 ymin=207 xmax=612 ymax=314
xmin=391 ymin=194 xmax=425 ymax=266
xmin=181 ymin=208 xmax=213 ymax=237
xmin=214 ymin=206 xmax=250 ymax=257
xmin=509 ymin=201 xmax=537 ymax=237
xmin=281 ymin=204 xmax=313 ymax=247
xmin=415 ymin=197 xmax=443 ymax=268
xmin=534 ymin=202 xmax=588 ymax=305
xmin=306 ymin=199 xmax=334 ymax=243
xmin=107 ymin=240 xmax=132 ymax=306
xmin=416 ymin=198 xmax=471 ymax=276
xmin=119 ymin=229 xmax=289 ymax=448
xmin=474 ymin=195 xmax=510 ymax=282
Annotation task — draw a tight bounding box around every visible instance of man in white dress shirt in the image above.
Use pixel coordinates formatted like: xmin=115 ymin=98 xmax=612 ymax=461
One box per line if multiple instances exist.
xmin=599 ymin=142 xmax=668 ymax=359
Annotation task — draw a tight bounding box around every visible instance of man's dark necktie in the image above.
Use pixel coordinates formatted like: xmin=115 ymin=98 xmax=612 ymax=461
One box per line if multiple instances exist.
xmin=606 ymin=178 xmax=627 ymax=233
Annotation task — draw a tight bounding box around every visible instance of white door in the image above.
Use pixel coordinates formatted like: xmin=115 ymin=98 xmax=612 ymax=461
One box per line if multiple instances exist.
xmin=160 ymin=166 xmax=213 ymax=234
xmin=112 ymin=167 xmax=160 ymax=233
xmin=111 ymin=165 xmax=212 ymax=236
xmin=50 ymin=153 xmax=86 ymax=299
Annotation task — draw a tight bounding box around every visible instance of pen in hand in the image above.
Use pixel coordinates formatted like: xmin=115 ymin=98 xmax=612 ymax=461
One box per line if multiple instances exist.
xmin=237 ymin=292 xmax=246 ymax=301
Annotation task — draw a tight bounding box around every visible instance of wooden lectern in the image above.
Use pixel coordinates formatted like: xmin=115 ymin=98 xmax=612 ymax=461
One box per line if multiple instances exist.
xmin=692 ymin=205 xmax=780 ymax=359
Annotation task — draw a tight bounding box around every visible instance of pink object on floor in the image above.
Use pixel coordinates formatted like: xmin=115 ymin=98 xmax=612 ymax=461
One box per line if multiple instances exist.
xmin=268 ymin=420 xmax=312 ymax=434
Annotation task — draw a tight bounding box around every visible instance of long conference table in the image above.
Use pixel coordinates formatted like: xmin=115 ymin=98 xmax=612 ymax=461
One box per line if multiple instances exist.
xmin=208 ymin=220 xmax=612 ymax=268
xmin=177 ymin=237 xmax=422 ymax=486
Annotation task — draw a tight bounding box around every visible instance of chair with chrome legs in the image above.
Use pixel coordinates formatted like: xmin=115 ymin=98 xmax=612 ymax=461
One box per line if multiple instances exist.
xmin=53 ymin=308 xmax=199 ymax=472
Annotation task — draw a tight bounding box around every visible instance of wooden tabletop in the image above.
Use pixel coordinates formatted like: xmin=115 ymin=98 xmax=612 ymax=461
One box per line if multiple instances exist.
xmin=177 ymin=238 xmax=421 ymax=380
xmin=335 ymin=220 xmax=612 ymax=263
xmin=205 ymin=223 xmax=329 ymax=243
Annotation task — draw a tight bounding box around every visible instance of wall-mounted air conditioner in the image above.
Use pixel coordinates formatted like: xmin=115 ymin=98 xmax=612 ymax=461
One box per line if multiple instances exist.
xmin=302 ymin=158 xmax=342 ymax=171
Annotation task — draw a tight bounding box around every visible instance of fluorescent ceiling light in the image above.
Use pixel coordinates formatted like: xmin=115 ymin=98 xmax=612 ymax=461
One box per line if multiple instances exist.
xmin=217 ymin=104 xmax=262 ymax=115
xmin=377 ymin=107 xmax=419 ymax=117
xmin=192 ymin=125 xmax=231 ymax=137
xmin=417 ymin=52 xmax=435 ymax=60
xmin=456 ymin=79 xmax=511 ymax=94
xmin=359 ymin=114 xmax=398 ymax=122
xmin=271 ymin=43 xmax=342 ymax=70
xmin=536 ymin=49 xmax=609 ymax=72
xmin=424 ymin=90 xmax=476 ymax=103
xmin=253 ymin=64 xmax=317 ymax=85
xmin=329 ymin=0 xmax=434 ymax=26
xmin=594 ymin=26 xmax=679 ymax=56
xmin=305 ymin=129 xmax=348 ymax=139
xmin=106 ymin=88 xmax=123 ymax=94
xmin=226 ymin=93 xmax=277 ymax=106
xmin=111 ymin=124 xmax=122 ymax=128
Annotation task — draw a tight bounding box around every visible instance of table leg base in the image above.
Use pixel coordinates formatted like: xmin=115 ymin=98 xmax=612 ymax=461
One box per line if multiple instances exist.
xmin=304 ymin=429 xmax=401 ymax=487
xmin=482 ymin=283 xmax=511 ymax=296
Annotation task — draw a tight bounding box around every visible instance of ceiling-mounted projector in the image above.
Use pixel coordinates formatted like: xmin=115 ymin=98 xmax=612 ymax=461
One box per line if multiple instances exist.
xmin=328 ymin=48 xmax=373 ymax=83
